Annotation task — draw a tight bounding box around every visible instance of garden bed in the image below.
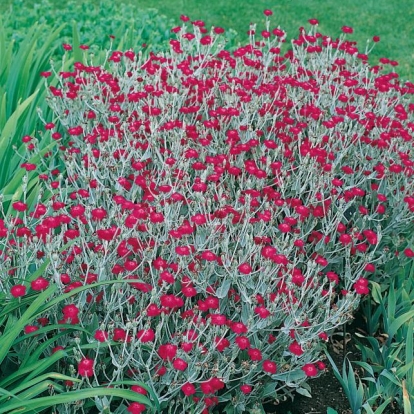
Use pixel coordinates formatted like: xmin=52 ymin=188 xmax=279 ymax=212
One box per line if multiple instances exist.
xmin=0 ymin=2 xmax=413 ymax=413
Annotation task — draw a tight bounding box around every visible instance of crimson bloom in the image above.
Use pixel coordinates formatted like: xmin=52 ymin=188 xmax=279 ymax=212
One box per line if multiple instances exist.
xmin=173 ymin=358 xmax=188 ymax=371
xmin=289 ymin=341 xmax=304 ymax=356
xmin=31 ymin=277 xmax=49 ymax=291
xmin=136 ymin=329 xmax=155 ymax=343
xmin=214 ymin=336 xmax=230 ymax=352
xmin=404 ymin=248 xmax=414 ymax=258
xmin=10 ymin=285 xmax=26 ymax=298
xmin=78 ymin=357 xmax=94 ymax=377
xmin=127 ymin=402 xmax=146 ymax=414
xmin=235 ymin=336 xmax=251 ymax=350
xmin=263 ymin=360 xmax=277 ymax=374
xmin=231 ymin=321 xmax=248 ymax=334
xmin=12 ymin=201 xmax=28 ymax=212
xmin=158 ymin=343 xmax=177 ymax=361
xmin=240 ymin=384 xmax=253 ymax=394
xmin=238 ymin=262 xmax=252 ymax=274
xmin=181 ymin=382 xmax=196 ymax=396
xmin=302 ymin=363 xmax=318 ymax=377
xmin=248 ymin=348 xmax=263 ymax=361
xmin=341 ymin=26 xmax=354 ymax=34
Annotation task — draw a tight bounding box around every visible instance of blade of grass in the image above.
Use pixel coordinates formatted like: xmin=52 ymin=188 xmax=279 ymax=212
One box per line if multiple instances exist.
xmin=387 ymin=310 xmax=414 ymax=345
xmin=405 ymin=320 xmax=414 ymax=410
xmin=19 ymin=330 xmax=75 ymax=369
xmin=0 ymin=91 xmax=6 ymax=131
xmin=0 ymin=387 xmax=154 ymax=413
xmin=402 ymin=380 xmax=412 ymax=414
xmin=0 ymin=90 xmax=39 ymax=187
xmin=0 ymin=373 xmax=73 ymax=403
xmin=5 ymin=380 xmax=65 ymax=405
xmin=363 ymin=397 xmax=393 ymax=414
xmin=0 ymin=359 xmax=53 ymax=389
xmin=0 ymin=285 xmax=58 ymax=366
xmin=325 ymin=352 xmax=363 ymax=414
xmin=72 ymin=21 xmax=82 ymax=62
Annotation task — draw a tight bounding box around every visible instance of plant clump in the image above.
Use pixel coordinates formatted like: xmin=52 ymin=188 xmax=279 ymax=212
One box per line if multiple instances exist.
xmin=1 ymin=10 xmax=413 ymax=414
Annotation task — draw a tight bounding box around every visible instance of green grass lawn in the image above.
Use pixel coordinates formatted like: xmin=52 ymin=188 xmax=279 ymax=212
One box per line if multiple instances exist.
xmin=1 ymin=0 xmax=413 ymax=81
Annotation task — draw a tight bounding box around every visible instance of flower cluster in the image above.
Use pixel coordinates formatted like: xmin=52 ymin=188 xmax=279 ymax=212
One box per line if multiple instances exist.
xmin=1 ymin=10 xmax=413 ymax=413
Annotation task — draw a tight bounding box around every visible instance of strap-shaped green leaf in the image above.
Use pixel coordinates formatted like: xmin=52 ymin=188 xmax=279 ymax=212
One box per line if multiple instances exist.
xmin=0 ymin=387 xmax=153 ymax=413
